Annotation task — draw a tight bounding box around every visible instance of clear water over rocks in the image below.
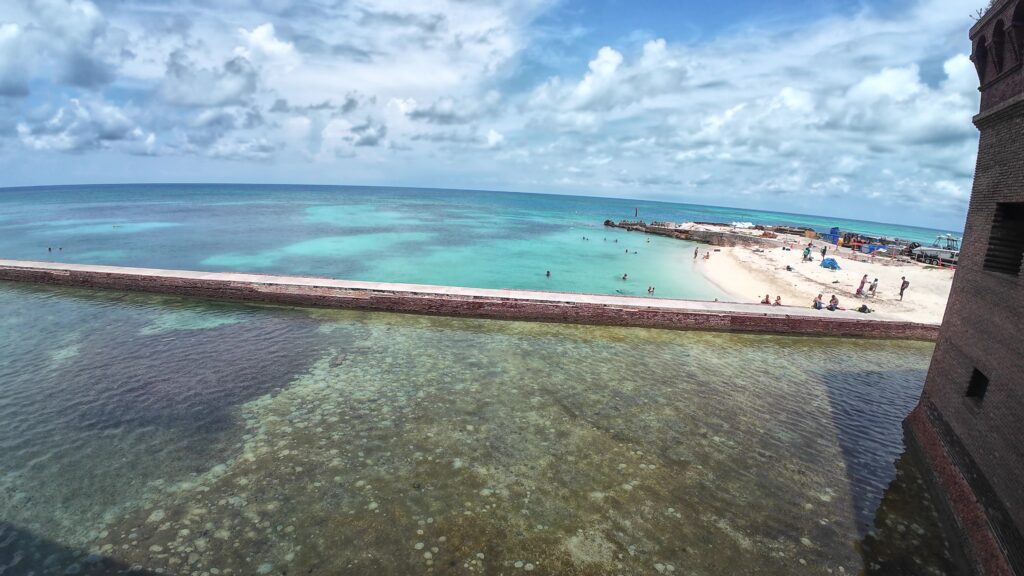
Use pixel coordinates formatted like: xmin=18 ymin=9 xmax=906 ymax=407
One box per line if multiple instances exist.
xmin=0 ymin=283 xmax=964 ymax=575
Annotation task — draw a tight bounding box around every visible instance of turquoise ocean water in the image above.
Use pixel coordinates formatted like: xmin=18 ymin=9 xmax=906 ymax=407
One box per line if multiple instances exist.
xmin=0 ymin=184 xmax=959 ymax=300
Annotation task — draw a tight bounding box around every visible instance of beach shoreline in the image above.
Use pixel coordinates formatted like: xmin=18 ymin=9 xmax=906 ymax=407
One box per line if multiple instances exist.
xmin=688 ymin=231 xmax=954 ymax=325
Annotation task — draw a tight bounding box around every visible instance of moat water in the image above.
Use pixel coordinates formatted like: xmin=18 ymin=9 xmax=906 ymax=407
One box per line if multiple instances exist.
xmin=0 ymin=283 xmax=964 ymax=575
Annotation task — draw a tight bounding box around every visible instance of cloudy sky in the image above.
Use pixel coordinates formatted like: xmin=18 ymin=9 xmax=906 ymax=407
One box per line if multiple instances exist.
xmin=0 ymin=0 xmax=983 ymax=230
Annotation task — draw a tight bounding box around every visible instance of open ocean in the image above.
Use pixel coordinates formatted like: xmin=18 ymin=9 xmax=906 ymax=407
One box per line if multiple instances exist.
xmin=0 ymin=184 xmax=958 ymax=300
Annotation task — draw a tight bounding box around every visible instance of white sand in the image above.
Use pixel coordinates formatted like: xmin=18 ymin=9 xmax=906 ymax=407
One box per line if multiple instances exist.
xmin=693 ymin=231 xmax=954 ymax=325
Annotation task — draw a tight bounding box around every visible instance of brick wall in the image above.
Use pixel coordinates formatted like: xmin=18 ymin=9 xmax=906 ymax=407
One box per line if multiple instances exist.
xmin=0 ymin=264 xmax=938 ymax=341
xmin=909 ymin=1 xmax=1024 ymax=573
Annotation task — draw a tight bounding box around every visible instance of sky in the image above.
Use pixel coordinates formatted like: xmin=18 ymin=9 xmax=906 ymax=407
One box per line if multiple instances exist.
xmin=0 ymin=0 xmax=985 ymax=230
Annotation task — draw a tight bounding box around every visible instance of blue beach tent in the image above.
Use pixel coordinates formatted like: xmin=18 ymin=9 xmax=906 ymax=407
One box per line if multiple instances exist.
xmin=820 ymin=258 xmax=841 ymax=270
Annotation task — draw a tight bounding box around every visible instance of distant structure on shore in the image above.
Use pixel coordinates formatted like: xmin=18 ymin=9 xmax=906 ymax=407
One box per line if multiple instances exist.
xmin=906 ymin=1 xmax=1024 ymax=574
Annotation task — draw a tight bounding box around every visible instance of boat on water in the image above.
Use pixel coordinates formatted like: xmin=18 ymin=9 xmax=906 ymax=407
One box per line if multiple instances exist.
xmin=911 ymin=234 xmax=960 ymax=265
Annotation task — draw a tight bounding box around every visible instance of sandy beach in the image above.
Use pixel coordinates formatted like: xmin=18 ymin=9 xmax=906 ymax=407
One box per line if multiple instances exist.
xmin=690 ymin=227 xmax=955 ymax=325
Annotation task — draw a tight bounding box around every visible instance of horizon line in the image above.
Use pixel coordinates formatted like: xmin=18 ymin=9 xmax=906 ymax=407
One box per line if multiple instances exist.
xmin=0 ymin=181 xmax=965 ymax=235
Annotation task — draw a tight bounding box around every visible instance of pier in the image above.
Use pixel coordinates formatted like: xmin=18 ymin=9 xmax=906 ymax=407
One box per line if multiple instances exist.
xmin=0 ymin=259 xmax=939 ymax=340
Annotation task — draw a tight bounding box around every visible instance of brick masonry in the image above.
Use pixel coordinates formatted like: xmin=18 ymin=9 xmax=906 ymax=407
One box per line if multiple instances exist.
xmin=907 ymin=1 xmax=1024 ymax=574
xmin=0 ymin=260 xmax=939 ymax=341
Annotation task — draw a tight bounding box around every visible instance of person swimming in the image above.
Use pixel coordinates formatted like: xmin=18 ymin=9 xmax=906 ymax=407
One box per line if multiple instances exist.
xmin=622 ymin=273 xmax=628 ymax=280
xmin=545 ymin=271 xmax=550 ymax=277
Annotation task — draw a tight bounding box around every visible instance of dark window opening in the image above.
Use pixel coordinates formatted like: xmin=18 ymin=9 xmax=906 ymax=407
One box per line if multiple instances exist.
xmin=983 ymin=202 xmax=1024 ymax=275
xmin=966 ymin=368 xmax=990 ymax=401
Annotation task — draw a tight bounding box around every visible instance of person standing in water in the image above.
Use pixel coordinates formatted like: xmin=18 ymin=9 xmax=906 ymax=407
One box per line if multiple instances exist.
xmin=694 ymin=247 xmax=699 ymax=259
xmin=545 ymin=271 xmax=551 ymax=277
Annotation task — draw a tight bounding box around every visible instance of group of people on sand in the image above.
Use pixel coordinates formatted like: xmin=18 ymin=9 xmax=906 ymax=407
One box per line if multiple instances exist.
xmin=799 ymin=242 xmax=830 ymax=262
xmin=855 ymin=274 xmax=879 ymax=298
xmin=760 ymin=294 xmax=782 ymax=306
xmin=693 ymin=247 xmax=710 ymax=260
xmin=810 ymin=276 xmax=912 ymax=312
xmin=812 ymin=294 xmax=843 ymax=311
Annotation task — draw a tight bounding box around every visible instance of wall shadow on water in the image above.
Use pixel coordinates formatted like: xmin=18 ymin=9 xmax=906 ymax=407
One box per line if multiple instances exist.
xmin=0 ymin=522 xmax=156 ymax=576
xmin=854 ymin=446 xmax=972 ymax=576
xmin=819 ymin=368 xmax=969 ymax=575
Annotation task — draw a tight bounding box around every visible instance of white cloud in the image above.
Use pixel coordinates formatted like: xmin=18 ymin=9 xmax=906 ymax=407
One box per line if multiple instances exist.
xmin=0 ymin=23 xmax=29 ymax=96
xmin=486 ymin=129 xmax=504 ymax=148
xmin=235 ymin=23 xmax=298 ymax=70
xmin=160 ymin=51 xmax=258 ymax=107
xmin=0 ymin=0 xmax=984 ymax=228
xmin=16 ymin=98 xmax=152 ymax=152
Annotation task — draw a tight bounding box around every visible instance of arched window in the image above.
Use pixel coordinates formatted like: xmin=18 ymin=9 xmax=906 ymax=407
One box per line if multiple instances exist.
xmin=1012 ymin=1 xmax=1024 ymax=60
xmin=974 ymin=35 xmax=990 ymax=83
xmin=993 ymin=21 xmax=1007 ymax=72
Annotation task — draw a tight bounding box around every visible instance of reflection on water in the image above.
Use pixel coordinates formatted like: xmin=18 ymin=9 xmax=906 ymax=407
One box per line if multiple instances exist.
xmin=0 ymin=284 xmax=962 ymax=575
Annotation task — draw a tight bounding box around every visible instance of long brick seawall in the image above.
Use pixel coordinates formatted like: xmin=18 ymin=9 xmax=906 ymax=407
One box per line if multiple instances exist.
xmin=0 ymin=260 xmax=939 ymax=340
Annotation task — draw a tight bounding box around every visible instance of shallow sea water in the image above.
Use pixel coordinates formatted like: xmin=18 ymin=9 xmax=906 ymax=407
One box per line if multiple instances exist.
xmin=0 ymin=283 xmax=963 ymax=575
xmin=0 ymin=184 xmax=960 ymax=302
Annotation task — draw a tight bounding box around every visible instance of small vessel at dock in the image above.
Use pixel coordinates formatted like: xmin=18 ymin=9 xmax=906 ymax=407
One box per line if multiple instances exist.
xmin=911 ymin=234 xmax=960 ymax=265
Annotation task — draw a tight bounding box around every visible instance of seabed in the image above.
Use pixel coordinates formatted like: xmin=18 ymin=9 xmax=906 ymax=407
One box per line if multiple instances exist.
xmin=0 ymin=283 xmax=963 ymax=575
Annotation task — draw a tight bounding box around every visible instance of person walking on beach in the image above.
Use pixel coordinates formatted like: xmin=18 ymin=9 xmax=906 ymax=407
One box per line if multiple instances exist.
xmin=821 ymin=245 xmax=827 ymax=259
xmin=899 ymin=277 xmax=910 ymax=301
xmin=869 ymin=278 xmax=878 ymax=297
xmin=856 ymin=274 xmax=868 ymax=297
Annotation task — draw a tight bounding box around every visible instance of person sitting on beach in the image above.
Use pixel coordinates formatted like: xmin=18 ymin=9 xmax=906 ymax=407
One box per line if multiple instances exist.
xmin=773 ymin=296 xmax=782 ymax=306
xmin=761 ymin=294 xmax=771 ymax=305
xmin=827 ymin=295 xmax=840 ymax=311
xmin=813 ymin=294 xmax=825 ymax=310
xmin=703 ymin=252 xmax=710 ymax=260
xmin=869 ymin=278 xmax=878 ymax=297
